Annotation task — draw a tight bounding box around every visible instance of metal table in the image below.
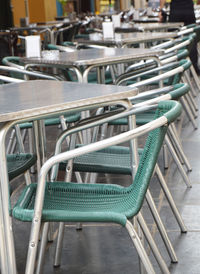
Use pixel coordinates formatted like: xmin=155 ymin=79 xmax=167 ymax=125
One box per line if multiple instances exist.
xmin=132 ymin=17 xmax=159 ymax=23
xmin=0 ymin=80 xmax=138 ymax=274
xmin=10 ymin=25 xmax=59 ymax=44
xmin=10 ymin=22 xmax=77 ymax=44
xmin=75 ymin=31 xmax=177 ymax=48
xmin=20 ymin=48 xmax=164 ymax=83
xmin=117 ymin=22 xmax=184 ymax=32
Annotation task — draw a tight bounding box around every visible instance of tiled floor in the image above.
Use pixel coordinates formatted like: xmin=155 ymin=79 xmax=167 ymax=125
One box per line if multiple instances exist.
xmin=11 ymin=90 xmax=200 ymax=274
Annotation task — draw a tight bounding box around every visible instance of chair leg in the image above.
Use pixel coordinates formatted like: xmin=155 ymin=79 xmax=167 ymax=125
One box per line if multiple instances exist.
xmin=54 ymin=222 xmax=65 ymax=267
xmin=167 ymin=126 xmax=192 ymax=172
xmin=60 ymin=116 xmax=83 ymax=183
xmin=36 ymin=223 xmax=49 ymax=274
xmin=187 ymin=91 xmax=198 ymax=112
xmin=107 ymin=125 xmax=114 ymax=137
xmin=15 ymin=125 xmax=32 ymax=185
xmin=28 ymin=128 xmax=36 ymax=174
xmin=164 ymin=135 xmax=192 ymax=188
xmin=53 ymin=147 xmax=75 ymax=267
xmin=8 ymin=128 xmax=27 ymax=154
xmin=155 ymin=164 xmax=187 ymax=233
xmin=182 ymin=71 xmax=198 ymax=98
xmin=6 ymin=128 xmax=16 ymax=154
xmin=163 ymin=143 xmax=169 ymax=169
xmin=184 ymin=93 xmax=197 ymax=118
xmin=25 ymin=223 xmax=41 ymax=274
xmin=190 ymin=64 xmax=200 ymax=92
xmin=145 ymin=189 xmax=178 ymax=263
xmin=137 ymin=212 xmax=170 ymax=274
xmin=125 ymin=220 xmax=156 ymax=274
xmin=167 ymin=132 xmax=184 ymax=165
xmin=180 ymin=97 xmax=198 ymax=130
xmin=179 ymin=76 xmax=197 ymax=116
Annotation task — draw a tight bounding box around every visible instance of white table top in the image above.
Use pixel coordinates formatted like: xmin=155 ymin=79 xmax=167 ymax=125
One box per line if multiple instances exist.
xmin=0 ymin=80 xmax=137 ymax=122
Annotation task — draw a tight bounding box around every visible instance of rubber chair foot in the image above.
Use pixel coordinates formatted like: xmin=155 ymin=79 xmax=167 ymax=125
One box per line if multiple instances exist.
xmin=76 ymin=223 xmax=83 ymax=231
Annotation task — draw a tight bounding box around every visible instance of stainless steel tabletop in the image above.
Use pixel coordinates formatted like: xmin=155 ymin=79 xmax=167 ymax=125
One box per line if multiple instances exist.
xmin=132 ymin=17 xmax=159 ymax=23
xmin=76 ymin=32 xmax=177 ymax=47
xmin=10 ymin=25 xmax=57 ymax=31
xmin=21 ymin=48 xmax=164 ymax=67
xmin=10 ymin=20 xmax=78 ymax=31
xmin=0 ymin=80 xmax=138 ymax=122
xmin=120 ymin=22 xmax=183 ymax=32
xmin=136 ymin=22 xmax=183 ymax=31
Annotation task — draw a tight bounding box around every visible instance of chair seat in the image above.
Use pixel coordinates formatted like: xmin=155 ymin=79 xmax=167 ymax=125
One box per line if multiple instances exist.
xmin=86 ymin=71 xmax=113 ymax=84
xmin=13 ymin=181 xmax=143 ymax=226
xmin=7 ymin=153 xmax=37 ymax=180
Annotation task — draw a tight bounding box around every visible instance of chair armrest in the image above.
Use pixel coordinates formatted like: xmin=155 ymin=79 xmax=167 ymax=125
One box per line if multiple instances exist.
xmin=42 ymin=100 xmax=182 ymax=183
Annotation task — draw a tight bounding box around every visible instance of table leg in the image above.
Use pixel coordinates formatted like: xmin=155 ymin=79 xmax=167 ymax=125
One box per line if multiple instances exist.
xmin=33 ymin=120 xmax=47 ymax=175
xmin=0 ymin=122 xmax=17 ymax=274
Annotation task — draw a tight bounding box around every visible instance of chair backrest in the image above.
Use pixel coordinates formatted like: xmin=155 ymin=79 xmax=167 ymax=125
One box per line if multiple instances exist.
xmin=130 ymin=83 xmax=189 ymax=106
xmin=2 ymin=56 xmax=23 ymax=69
xmin=115 ymin=60 xmax=186 ymax=87
xmin=56 ymin=22 xmax=81 ymax=44
xmin=160 ymin=49 xmax=189 ymax=65
xmin=0 ymin=75 xmax=24 ymax=83
xmin=37 ymin=101 xmax=182 ymax=219
xmin=151 ymin=34 xmax=193 ymax=55
xmin=47 ymin=43 xmax=76 ymax=53
xmin=125 ymin=47 xmax=189 ymax=76
xmin=193 ymin=25 xmax=200 ymax=43
xmin=132 ymin=37 xmax=191 ymax=73
xmin=164 ymin=36 xmax=192 ymax=54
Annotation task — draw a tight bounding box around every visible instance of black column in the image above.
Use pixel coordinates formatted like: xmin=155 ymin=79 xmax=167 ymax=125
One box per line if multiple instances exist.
xmin=0 ymin=0 xmax=13 ymax=29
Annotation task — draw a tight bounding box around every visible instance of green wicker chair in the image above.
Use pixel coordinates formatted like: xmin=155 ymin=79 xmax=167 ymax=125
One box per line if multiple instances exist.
xmin=153 ymin=33 xmax=200 ymax=99
xmin=12 ymin=100 xmax=182 ymax=274
xmin=114 ymin=60 xmax=195 ymax=185
xmin=53 ymin=85 xmax=188 ymax=266
xmin=116 ymin=60 xmax=185 ymax=87
xmin=0 ymin=69 xmax=36 ymax=187
xmin=7 ymin=153 xmax=37 ymax=195
xmin=7 ymin=153 xmax=36 ymax=181
xmin=58 ymin=84 xmax=188 ymax=238
xmin=2 ymin=56 xmax=23 ymax=69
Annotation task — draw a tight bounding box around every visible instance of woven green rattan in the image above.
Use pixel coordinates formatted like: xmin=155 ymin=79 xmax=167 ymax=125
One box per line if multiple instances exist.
xmin=7 ymin=153 xmax=37 ymax=181
xmin=109 ymin=83 xmax=187 ymax=126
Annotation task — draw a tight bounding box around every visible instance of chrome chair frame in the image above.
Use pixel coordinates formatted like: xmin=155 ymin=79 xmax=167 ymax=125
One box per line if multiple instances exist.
xmin=20 ymin=102 xmax=181 ymax=274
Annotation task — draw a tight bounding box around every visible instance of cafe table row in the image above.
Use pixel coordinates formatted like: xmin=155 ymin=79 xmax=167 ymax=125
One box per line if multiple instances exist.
xmin=75 ymin=31 xmax=177 ymax=48
xmin=0 ymin=17 xmax=189 ymax=274
xmin=21 ymin=47 xmax=164 ymax=83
